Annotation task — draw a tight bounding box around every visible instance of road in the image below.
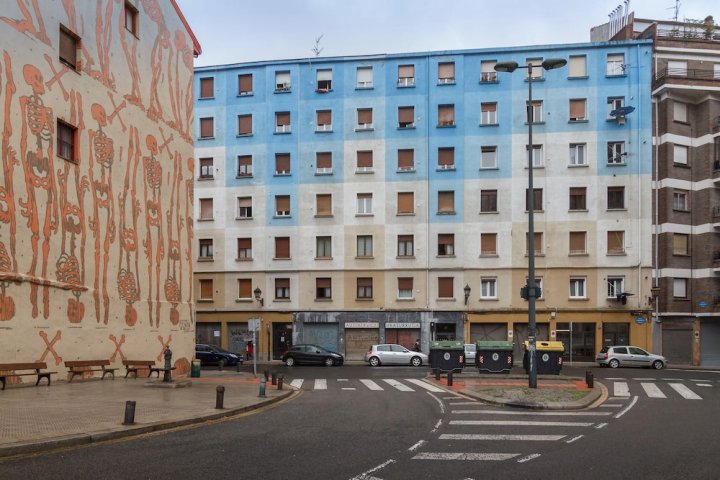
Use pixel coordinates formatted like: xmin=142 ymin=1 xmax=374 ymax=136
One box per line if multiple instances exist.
xmin=1 ymin=365 xmax=719 ymax=479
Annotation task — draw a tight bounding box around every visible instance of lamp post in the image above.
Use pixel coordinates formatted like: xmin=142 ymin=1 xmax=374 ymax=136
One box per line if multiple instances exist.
xmin=253 ymin=286 xmax=263 ymax=376
xmin=494 ymin=58 xmax=566 ymax=389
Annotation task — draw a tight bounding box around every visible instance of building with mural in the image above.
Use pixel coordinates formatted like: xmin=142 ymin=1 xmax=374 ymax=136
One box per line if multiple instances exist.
xmin=0 ymin=0 xmax=199 ymax=379
xmin=193 ymin=40 xmax=653 ymax=363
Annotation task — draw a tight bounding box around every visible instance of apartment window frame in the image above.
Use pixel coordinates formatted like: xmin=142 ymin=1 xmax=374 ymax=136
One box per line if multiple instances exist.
xmin=124 ymin=1 xmax=139 ymax=37
xmin=525 ymin=188 xmax=543 ymax=212
xmin=569 ymin=98 xmax=587 ymax=122
xmin=526 ymin=144 xmax=544 ymax=168
xmin=275 ymin=71 xmax=291 ymax=92
xmin=199 ymin=117 xmax=214 ymax=139
xmin=607 ymin=97 xmax=624 ymax=119
xmin=398 ymin=64 xmax=415 ymax=87
xmin=672 ymin=189 xmax=689 ymax=211
xmin=237 ymin=114 xmax=252 ymax=136
xmin=315 ymin=193 xmax=332 ymax=217
xmin=199 ymin=279 xmax=213 ymax=301
xmin=437 ymin=190 xmax=455 ymax=214
xmin=199 ymin=157 xmax=214 ymax=179
xmin=438 ymin=104 xmax=455 ymax=127
xmin=480 ymin=189 xmax=498 ymax=213
xmin=438 ymin=277 xmax=454 ymax=299
xmin=480 ymin=60 xmax=497 ymax=83
xmin=397 ymin=192 xmax=415 ymax=215
xmin=59 ymin=25 xmax=79 ymax=71
xmin=274 ymin=237 xmax=290 ymax=259
xmin=672 ymin=278 xmax=688 ymax=299
xmin=672 ymin=233 xmax=690 ymax=256
xmin=607 ymin=141 xmax=626 ymax=164
xmin=437 ymin=147 xmax=455 ymax=170
xmin=437 ymin=233 xmax=455 ymax=257
xmin=315 ymin=151 xmax=333 ymax=175
xmin=199 ymin=198 xmax=214 ymax=221
xmin=397 ymin=149 xmax=415 ymax=172
xmin=357 ymin=277 xmax=373 ymax=299
xmin=274 ymin=194 xmax=291 ymax=217
xmin=199 ymin=77 xmax=214 ymax=99
xmin=316 ymin=68 xmax=332 ymax=92
xmin=480 ymin=278 xmax=497 ymax=299
xmin=673 ymin=144 xmax=689 ymax=165
xmin=237 ymin=279 xmax=252 ymax=300
xmin=673 ymin=101 xmax=688 ymax=123
xmin=480 ymin=146 xmax=497 ymax=169
xmin=527 ymin=100 xmax=543 ymax=124
xmin=480 ymin=102 xmax=497 ymax=125
xmin=275 ymin=278 xmax=290 ymax=300
xmin=526 ymin=232 xmax=543 ymax=256
xmin=356 ymin=108 xmax=373 ymax=131
xmin=357 ymin=235 xmax=373 ymax=258
xmin=569 ymin=187 xmax=587 ymax=211
xmin=569 ymin=277 xmax=587 ymax=299
xmin=356 ymin=150 xmax=374 ymax=173
xmin=237 ymin=155 xmax=252 ymax=177
xmin=356 ymin=66 xmax=373 ymax=89
xmin=274 ymin=111 xmax=291 ymax=134
xmin=198 ymin=239 xmax=213 ymax=260
xmin=607 ymin=186 xmax=625 ymax=210
xmin=316 ymin=109 xmax=332 ymax=132
xmin=238 ymin=73 xmax=253 ymax=96
xmin=398 ymin=106 xmax=415 ymax=129
xmin=480 ymin=233 xmax=497 ymax=256
xmin=569 ymin=231 xmax=587 ymax=255
xmin=438 ymin=61 xmax=456 ymax=84
xmin=569 ymin=143 xmax=587 ymax=166
xmin=568 ymin=55 xmax=587 ymax=78
xmin=237 ymin=238 xmax=252 ymax=260
xmin=356 ymin=193 xmax=373 ymax=215
xmin=316 ymin=278 xmax=332 ymax=300
xmin=274 ymin=153 xmax=291 ymax=175
xmin=607 ymin=230 xmax=625 ymax=255
xmin=397 ymin=235 xmax=415 ymax=258
xmin=526 ymin=58 xmax=544 ymax=79
xmin=397 ymin=277 xmax=414 ymax=299
xmin=57 ymin=119 xmax=78 ymax=162
xmin=237 ymin=196 xmax=252 ymax=219
xmin=315 ymin=236 xmax=332 ymax=259
xmin=607 ymin=277 xmax=624 ymax=299
xmin=606 ymin=54 xmax=625 ymax=76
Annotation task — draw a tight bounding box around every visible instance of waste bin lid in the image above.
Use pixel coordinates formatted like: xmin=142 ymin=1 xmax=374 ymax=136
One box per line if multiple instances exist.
xmin=475 ymin=340 xmax=514 ymax=351
xmin=430 ymin=340 xmax=464 ymax=350
xmin=523 ymin=340 xmax=564 ymax=351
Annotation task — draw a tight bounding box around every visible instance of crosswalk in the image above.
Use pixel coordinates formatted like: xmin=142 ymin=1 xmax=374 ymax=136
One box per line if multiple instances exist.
xmin=610 ymin=381 xmax=704 ymax=399
xmin=286 ymin=377 xmax=445 ymax=393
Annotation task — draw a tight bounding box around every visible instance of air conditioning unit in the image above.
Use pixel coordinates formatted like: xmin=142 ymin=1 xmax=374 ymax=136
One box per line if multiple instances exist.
xmin=617 ymin=115 xmax=626 ymax=125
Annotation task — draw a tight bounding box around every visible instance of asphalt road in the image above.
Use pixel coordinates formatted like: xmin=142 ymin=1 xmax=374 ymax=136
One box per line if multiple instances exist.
xmin=2 ymin=365 xmax=719 ymax=480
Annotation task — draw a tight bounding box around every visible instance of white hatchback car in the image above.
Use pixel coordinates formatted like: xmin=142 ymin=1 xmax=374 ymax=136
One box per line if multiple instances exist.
xmin=364 ymin=344 xmax=429 ymax=367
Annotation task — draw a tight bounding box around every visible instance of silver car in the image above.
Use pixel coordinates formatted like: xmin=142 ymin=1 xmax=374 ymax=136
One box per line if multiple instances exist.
xmin=464 ymin=344 xmax=476 ymax=365
xmin=364 ymin=344 xmax=428 ymax=367
xmin=597 ymin=345 xmax=667 ymax=369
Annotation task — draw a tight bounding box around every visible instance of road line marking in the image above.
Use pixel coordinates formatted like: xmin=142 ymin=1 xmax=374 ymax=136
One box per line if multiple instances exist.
xmin=428 ymin=392 xmax=446 ymax=415
xmin=633 ymin=378 xmax=654 ymax=381
xmin=290 ymin=379 xmax=304 ymax=389
xmin=614 ymin=382 xmax=630 ymax=397
xmin=314 ymin=379 xmax=327 ymax=390
xmin=615 ymin=396 xmax=638 ymax=418
xmin=408 ymin=440 xmax=425 ymax=452
xmin=669 ymin=383 xmax=702 ymax=399
xmin=449 ymin=402 xmax=479 ymax=405
xmin=341 ymin=387 xmax=356 ymax=391
xmin=348 ymin=459 xmax=395 ymax=480
xmin=662 ymin=378 xmax=683 ymax=381
xmin=413 ymin=452 xmax=519 ymax=461
xmin=405 ymin=378 xmax=446 ymax=392
xmin=432 ymin=419 xmax=442 ymax=432
xmin=690 ymin=379 xmax=709 ymax=382
xmin=517 ymin=454 xmax=541 ymax=463
xmin=641 ymin=382 xmax=666 ymax=398
xmin=449 ymin=420 xmax=593 ymax=427
xmin=599 ymin=404 xmax=623 ymax=408
xmin=607 ymin=397 xmax=627 ymax=401
xmin=360 ymin=379 xmax=384 ymax=391
xmin=595 ymin=423 xmax=608 ymax=429
xmin=440 ymin=434 xmax=565 ymax=441
xmin=452 ymin=410 xmax=611 ymax=416
xmin=566 ymin=435 xmax=584 ymax=443
xmin=696 ymin=383 xmax=713 ymax=387
xmin=382 ymin=378 xmax=414 ymax=392
xmin=605 ymin=377 xmax=624 ymax=380
xmin=443 ymin=396 xmax=459 ymax=400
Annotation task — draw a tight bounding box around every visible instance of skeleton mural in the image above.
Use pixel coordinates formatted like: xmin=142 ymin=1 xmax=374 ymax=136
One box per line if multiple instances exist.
xmin=164 ymin=152 xmax=182 ymax=325
xmin=1 ymin=51 xmax=18 ymax=321
xmin=142 ymin=134 xmax=164 ymax=327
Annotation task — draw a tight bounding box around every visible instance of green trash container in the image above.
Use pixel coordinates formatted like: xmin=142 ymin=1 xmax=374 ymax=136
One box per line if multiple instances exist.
xmin=429 ymin=340 xmax=464 ymax=373
xmin=522 ymin=341 xmax=564 ymax=375
xmin=476 ymin=341 xmax=514 ymax=373
xmin=191 ymin=359 xmax=201 ymax=378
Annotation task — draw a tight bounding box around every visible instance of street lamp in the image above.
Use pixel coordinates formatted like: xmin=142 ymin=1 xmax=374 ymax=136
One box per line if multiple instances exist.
xmin=253 ymin=286 xmax=263 ymax=306
xmin=464 ymin=284 xmax=471 ymax=306
xmin=495 ymin=58 xmax=566 ymax=389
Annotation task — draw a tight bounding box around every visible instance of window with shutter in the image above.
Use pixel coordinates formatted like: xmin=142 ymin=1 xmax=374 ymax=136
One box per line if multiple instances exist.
xmin=398 ymin=277 xmax=413 ymax=298
xmin=438 ymin=105 xmax=455 ymax=126
xmin=316 ymin=278 xmax=332 ymax=299
xmin=237 ymin=279 xmax=251 ymax=298
xmin=200 ymin=118 xmax=214 ymax=138
xmin=480 ymin=60 xmax=497 ymax=82
xmin=398 ymin=149 xmax=414 ymax=171
xmin=397 ymin=235 xmax=414 ymax=257
xmin=526 ymin=232 xmax=542 ymax=255
xmin=438 ymin=148 xmax=455 ymax=169
xmin=357 ymin=277 xmax=373 ymax=299
xmin=438 ymin=233 xmax=455 ymax=256
xmin=57 ymin=120 xmax=77 ymax=162
xmin=438 ymin=191 xmax=455 ymax=214
xmin=200 ymin=77 xmax=214 ymax=98
xmin=397 ymin=192 xmax=414 ymax=214
xmin=356 ymin=66 xmax=373 ymax=88
xmin=199 ymin=279 xmax=213 ymax=300
xmin=357 ymin=109 xmax=373 ymax=129
xmin=124 ymin=2 xmax=139 ymax=36
xmin=438 ymin=62 xmax=455 ymax=83
xmin=607 ymin=231 xmax=625 ymax=254
xmin=238 ymin=73 xmax=253 ymax=95
xmin=438 ymin=277 xmax=454 ymax=298
xmin=275 ymin=112 xmax=291 ymax=133
xmin=672 ymin=233 xmax=689 ymax=255
xmin=316 ymin=194 xmax=332 ymax=216
xmin=199 ymin=198 xmax=213 ymax=220
xmin=237 ymin=238 xmax=252 ymax=259
xmin=480 ymin=190 xmax=497 ymax=213
xmin=398 ymin=64 xmax=415 ymax=87
xmin=199 ymin=158 xmax=213 ymax=179
xmin=238 ymin=115 xmax=252 ymax=136
xmin=525 ymin=188 xmax=543 ymax=211
xmin=275 ymin=153 xmax=290 ymax=174
xmin=316 ymin=110 xmax=332 ymax=131
xmin=569 ymin=187 xmax=586 ymax=211
xmin=569 ymin=231 xmax=586 ymax=254
xmin=275 ymin=237 xmax=290 ymax=259
xmin=607 ymin=186 xmax=625 ymax=209
xmin=275 ymin=195 xmax=290 ymax=216
xmin=237 ymin=197 xmax=252 ymax=218
xmin=59 ymin=26 xmax=78 ymax=71
xmin=357 ymin=150 xmax=373 ymax=171
xmin=237 ymin=155 xmax=252 ymax=177
xmin=568 ymin=55 xmax=586 ymax=77
xmin=481 ymin=103 xmax=497 ymax=125
xmin=398 ymin=106 xmax=415 ymax=128
xmin=480 ymin=233 xmax=497 ymax=255
xmin=316 ymin=152 xmax=332 ymax=174
xmin=275 ymin=278 xmax=290 ymax=299
xmin=569 ymin=99 xmax=586 ymax=121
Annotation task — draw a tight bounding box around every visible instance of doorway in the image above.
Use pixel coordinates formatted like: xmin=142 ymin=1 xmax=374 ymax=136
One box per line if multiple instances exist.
xmin=272 ymin=323 xmax=293 ymax=360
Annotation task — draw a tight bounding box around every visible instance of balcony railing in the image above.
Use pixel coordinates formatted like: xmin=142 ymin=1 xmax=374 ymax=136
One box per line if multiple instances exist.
xmin=655 ymin=27 xmax=720 ymax=41
xmin=655 ymin=67 xmax=720 ymax=83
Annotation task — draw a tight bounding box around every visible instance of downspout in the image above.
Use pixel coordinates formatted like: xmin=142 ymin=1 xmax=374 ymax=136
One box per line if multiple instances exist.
xmin=636 ymin=44 xmax=642 ymax=310
xmin=652 ymin=92 xmax=660 ymax=333
xmin=425 ymin=54 xmax=431 ymax=312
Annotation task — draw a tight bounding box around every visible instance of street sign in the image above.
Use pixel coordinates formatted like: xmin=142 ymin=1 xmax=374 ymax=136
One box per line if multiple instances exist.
xmin=635 ymin=316 xmax=646 ymax=325
xmin=698 ymin=300 xmax=708 ymax=309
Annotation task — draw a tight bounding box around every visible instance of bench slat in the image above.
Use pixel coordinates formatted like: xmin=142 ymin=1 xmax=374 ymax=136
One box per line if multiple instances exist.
xmin=65 ymin=360 xmax=111 ymax=368
xmin=0 ymin=362 xmax=48 ymax=370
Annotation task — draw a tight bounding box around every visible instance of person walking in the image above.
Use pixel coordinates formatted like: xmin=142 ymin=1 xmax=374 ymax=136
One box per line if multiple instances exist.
xmin=413 ymin=339 xmax=421 ymax=352
xmin=246 ymin=341 xmax=253 ymax=360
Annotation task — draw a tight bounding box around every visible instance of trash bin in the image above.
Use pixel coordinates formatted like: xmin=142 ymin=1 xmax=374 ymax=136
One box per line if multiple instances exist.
xmin=522 ymin=341 xmax=564 ymax=375
xmin=191 ymin=359 xmax=201 ymax=378
xmin=476 ymin=341 xmax=514 ymax=373
xmin=429 ymin=340 xmax=464 ymax=373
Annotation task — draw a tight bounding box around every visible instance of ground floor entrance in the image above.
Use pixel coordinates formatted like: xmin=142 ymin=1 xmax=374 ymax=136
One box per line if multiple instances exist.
xmin=345 ymin=328 xmax=380 ymax=360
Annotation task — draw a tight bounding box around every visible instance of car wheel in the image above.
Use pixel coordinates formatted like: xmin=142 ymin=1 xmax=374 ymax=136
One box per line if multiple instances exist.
xmin=218 ymin=358 xmax=227 ymax=369
xmin=324 ymin=357 xmax=334 ymax=367
xmin=410 ymin=356 xmax=422 ymax=367
xmin=608 ymin=359 xmax=620 ymax=369
xmin=369 ymin=356 xmax=380 ymax=367
xmin=285 ymin=357 xmax=295 ymax=367
xmin=652 ymin=360 xmax=664 ymax=370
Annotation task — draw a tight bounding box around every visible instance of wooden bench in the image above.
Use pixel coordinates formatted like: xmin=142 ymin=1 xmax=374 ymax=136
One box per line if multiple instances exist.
xmin=149 ymin=366 xmax=176 ymax=378
xmin=122 ymin=360 xmax=155 ymax=378
xmin=64 ymin=360 xmax=117 ymax=382
xmin=0 ymin=362 xmax=56 ymax=390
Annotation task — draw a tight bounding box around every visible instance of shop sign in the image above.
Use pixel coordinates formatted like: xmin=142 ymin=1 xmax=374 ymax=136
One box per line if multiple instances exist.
xmin=635 ymin=316 xmax=646 ymax=325
xmin=345 ymin=322 xmax=379 ymax=329
xmin=385 ymin=322 xmax=421 ymax=329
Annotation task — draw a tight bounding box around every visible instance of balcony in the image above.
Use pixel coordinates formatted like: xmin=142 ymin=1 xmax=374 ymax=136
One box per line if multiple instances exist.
xmin=653 ymin=67 xmax=720 ymax=96
xmin=714 ymin=160 xmax=720 ymax=184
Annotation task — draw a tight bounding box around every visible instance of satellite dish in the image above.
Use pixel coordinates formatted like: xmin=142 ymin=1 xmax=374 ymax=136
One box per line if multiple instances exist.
xmin=610 ymin=106 xmax=635 ymax=117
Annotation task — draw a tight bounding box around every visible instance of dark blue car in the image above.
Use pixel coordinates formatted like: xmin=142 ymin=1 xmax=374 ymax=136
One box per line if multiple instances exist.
xmin=195 ymin=344 xmax=243 ymax=367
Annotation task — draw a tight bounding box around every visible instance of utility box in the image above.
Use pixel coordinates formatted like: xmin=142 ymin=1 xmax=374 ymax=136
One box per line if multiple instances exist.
xmin=476 ymin=341 xmax=514 ymax=373
xmin=429 ymin=340 xmax=464 ymax=373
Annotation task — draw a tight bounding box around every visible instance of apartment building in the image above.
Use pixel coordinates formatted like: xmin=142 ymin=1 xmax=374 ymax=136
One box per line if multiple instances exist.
xmin=193 ymin=41 xmax=653 ymax=362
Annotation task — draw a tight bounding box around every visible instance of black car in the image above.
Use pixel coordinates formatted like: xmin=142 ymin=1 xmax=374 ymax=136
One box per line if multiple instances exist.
xmin=281 ymin=344 xmax=344 ymax=367
xmin=195 ymin=344 xmax=243 ymax=367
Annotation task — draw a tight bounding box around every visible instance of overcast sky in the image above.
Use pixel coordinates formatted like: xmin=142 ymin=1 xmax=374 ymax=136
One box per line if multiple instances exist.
xmin=175 ymin=0 xmax=718 ymax=67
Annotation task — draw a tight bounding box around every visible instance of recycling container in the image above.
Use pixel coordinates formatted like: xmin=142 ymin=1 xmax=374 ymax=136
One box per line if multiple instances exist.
xmin=522 ymin=340 xmax=564 ymax=375
xmin=476 ymin=340 xmax=514 ymax=373
xmin=429 ymin=340 xmax=465 ymax=373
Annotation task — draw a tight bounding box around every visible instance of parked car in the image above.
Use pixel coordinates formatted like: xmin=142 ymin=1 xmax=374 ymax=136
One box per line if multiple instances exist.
xmin=195 ymin=344 xmax=243 ymax=367
xmin=464 ymin=344 xmax=477 ymax=365
xmin=364 ymin=344 xmax=429 ymax=367
xmin=282 ymin=344 xmax=344 ymax=367
xmin=596 ymin=345 xmax=667 ymax=369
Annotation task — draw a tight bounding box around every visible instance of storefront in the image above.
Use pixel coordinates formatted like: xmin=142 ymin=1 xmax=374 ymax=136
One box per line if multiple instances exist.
xmin=344 ymin=322 xmax=380 ymax=360
xmin=384 ymin=322 xmax=421 ymax=351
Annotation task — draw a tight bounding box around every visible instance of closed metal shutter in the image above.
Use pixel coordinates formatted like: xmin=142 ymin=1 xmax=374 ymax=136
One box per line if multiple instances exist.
xmin=701 ymin=322 xmax=720 ymax=367
xmin=470 ymin=323 xmax=507 ymax=343
xmin=345 ymin=329 xmax=379 ymax=361
xmin=385 ymin=329 xmax=420 ymax=351
xmin=303 ymin=323 xmax=339 ymax=353
xmin=662 ymin=327 xmax=692 ymax=365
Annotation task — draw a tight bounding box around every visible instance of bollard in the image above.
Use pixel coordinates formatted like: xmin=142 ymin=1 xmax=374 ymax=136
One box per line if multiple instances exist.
xmin=259 ymin=377 xmax=266 ymax=398
xmin=447 ymin=371 xmax=453 ymax=387
xmin=122 ymin=400 xmax=136 ymax=425
xmin=263 ymin=369 xmax=269 ymax=381
xmin=271 ymin=372 xmax=277 ymax=385
xmin=586 ymin=370 xmax=594 ymax=389
xmin=435 ymin=367 xmax=441 ymax=380
xmin=215 ymin=385 xmax=225 ymax=409
xmin=277 ymin=374 xmax=283 ymax=390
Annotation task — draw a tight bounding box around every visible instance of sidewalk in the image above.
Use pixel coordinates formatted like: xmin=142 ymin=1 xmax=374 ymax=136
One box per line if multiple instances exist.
xmin=0 ymin=370 xmax=293 ymax=458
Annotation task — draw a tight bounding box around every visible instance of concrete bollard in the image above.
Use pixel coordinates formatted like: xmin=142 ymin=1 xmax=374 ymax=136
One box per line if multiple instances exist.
xmin=435 ymin=367 xmax=441 ymax=380
xmin=122 ymin=400 xmax=136 ymax=425
xmin=271 ymin=372 xmax=277 ymax=385
xmin=586 ymin=370 xmax=594 ymax=389
xmin=277 ymin=374 xmax=283 ymax=390
xmin=447 ymin=371 xmax=453 ymax=387
xmin=263 ymin=369 xmax=269 ymax=381
xmin=259 ymin=377 xmax=266 ymax=398
xmin=215 ymin=385 xmax=225 ymax=409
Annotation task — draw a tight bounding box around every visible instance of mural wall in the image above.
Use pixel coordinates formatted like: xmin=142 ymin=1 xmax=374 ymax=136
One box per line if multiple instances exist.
xmin=0 ymin=0 xmax=198 ymax=379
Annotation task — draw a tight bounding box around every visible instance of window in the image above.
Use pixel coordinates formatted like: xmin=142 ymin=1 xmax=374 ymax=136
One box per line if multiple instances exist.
xmin=397 ymin=235 xmax=414 ymax=257
xmin=357 ymin=235 xmax=373 ymax=257
xmin=275 ymin=278 xmax=290 ymax=300
xmin=673 ymin=144 xmax=689 ymax=165
xmin=237 ymin=155 xmax=252 ymax=177
xmin=481 ymin=103 xmax=497 ymax=125
xmin=316 ymin=69 xmax=332 ymax=92
xmin=238 ymin=73 xmax=253 ymax=95
xmin=199 ymin=279 xmax=213 ymax=300
xmin=59 ymin=26 xmax=79 ymax=71
xmin=357 ymin=193 xmax=373 ymax=215
xmin=275 ymin=112 xmax=291 ymax=133
xmin=607 ymin=142 xmax=625 ymax=164
xmin=275 ymin=195 xmax=290 ymax=216
xmin=274 ymin=153 xmax=290 ymax=175
xmin=438 ymin=62 xmax=455 ymax=84
xmin=526 ymin=232 xmax=543 ymax=255
xmin=480 ymin=278 xmax=497 ymax=299
xmin=237 ymin=197 xmax=252 ymax=218
xmin=607 ymin=277 xmax=624 ymax=298
xmin=237 ymin=279 xmax=251 ymax=299
xmin=480 ymin=233 xmax=497 ymax=256
xmin=569 ymin=143 xmax=586 ymax=166
xmin=480 ymin=190 xmax=498 ymax=213
xmin=199 ymin=239 xmax=213 ymax=260
xmin=316 ymin=110 xmax=332 ymax=132
xmin=569 ymin=231 xmax=587 ymax=255
xmin=569 ymin=99 xmax=587 ymax=121
xmin=438 ymin=104 xmax=455 ymax=127
xmin=607 ymin=97 xmax=624 ymax=119
xmin=199 ymin=157 xmax=213 ymax=179
xmin=357 ymin=108 xmax=373 ymax=130
xmin=437 ymin=147 xmax=455 ymax=170
xmin=569 ymin=187 xmax=587 ymax=211
xmin=673 ymin=189 xmax=689 ymax=211
xmin=437 ymin=191 xmax=455 ymax=214
xmin=357 ymin=277 xmax=373 ymax=299
xmin=525 ymin=188 xmax=543 ymax=211
xmin=438 ymin=234 xmax=455 ymax=256
xmin=673 ymin=101 xmax=687 ymax=123
xmin=673 ymin=233 xmax=689 ymax=256
xmin=527 ymin=100 xmax=543 ymax=123
xmin=124 ymin=1 xmax=139 ymax=36
xmin=315 ymin=193 xmax=332 ymax=216
xmin=199 ymin=198 xmax=213 ymax=220
xmin=568 ymin=55 xmax=587 ymax=78
xmin=199 ymin=117 xmax=214 ymax=139
xmin=356 ymin=150 xmax=373 ymax=172
xmin=397 ymin=192 xmax=414 ymax=215
xmin=606 ymin=54 xmax=625 ymax=76
xmin=238 ymin=114 xmax=252 ymax=136
xmin=316 ymin=236 xmax=332 ymax=258
xmin=480 ymin=60 xmax=497 ymax=82
xmin=667 ymin=60 xmax=687 ymax=76
xmin=526 ymin=144 xmax=543 ymax=167
xmin=527 ymin=58 xmax=543 ymax=79
xmin=715 ymin=63 xmax=720 ymax=80
xmin=607 ymin=186 xmax=625 ymax=210
xmin=57 ymin=120 xmax=77 ymax=161
xmin=438 ymin=277 xmax=454 ymax=299
xmin=398 ymin=277 xmax=413 ymax=299
xmin=398 ymin=106 xmax=415 ymax=128
xmin=199 ymin=77 xmax=214 ymax=99
xmin=480 ymin=146 xmax=497 ymax=169
xmin=316 ymin=278 xmax=332 ymax=299
xmin=673 ymin=278 xmax=688 ymax=298
xmin=274 ymin=237 xmax=290 ymax=259
xmin=569 ymin=278 xmax=587 ymax=299
xmin=237 ymin=238 xmax=252 ymax=259
xmin=398 ymin=64 xmax=415 ymax=87
xmin=275 ymin=71 xmax=291 ymax=92
xmin=607 ymin=231 xmax=625 ymax=255
xmin=316 ymin=152 xmax=332 ymax=174
xmin=398 ymin=149 xmax=415 ymax=172
xmin=356 ymin=66 xmax=373 ymax=88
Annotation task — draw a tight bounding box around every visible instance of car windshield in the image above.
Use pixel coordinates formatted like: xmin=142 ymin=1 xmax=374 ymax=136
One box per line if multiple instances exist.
xmin=599 ymin=346 xmax=609 ymax=353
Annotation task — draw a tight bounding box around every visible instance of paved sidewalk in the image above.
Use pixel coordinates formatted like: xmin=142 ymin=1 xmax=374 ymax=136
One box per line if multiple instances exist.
xmin=0 ymin=370 xmax=293 ymax=458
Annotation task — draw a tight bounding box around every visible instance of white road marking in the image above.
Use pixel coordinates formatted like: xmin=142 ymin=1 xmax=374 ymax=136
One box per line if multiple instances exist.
xmin=383 ymin=378 xmax=414 ymax=392
xmin=662 ymin=378 xmax=683 ymax=381
xmin=595 ymin=423 xmax=608 ymax=429
xmin=452 ymin=410 xmax=611 ymax=416
xmin=696 ymin=383 xmax=713 ymax=387
xmin=669 ymin=383 xmax=702 ymax=400
xmin=360 ymin=379 xmax=384 ymax=391
xmin=599 ymin=404 xmax=623 ymax=408
xmin=449 ymin=420 xmax=593 ymax=427
xmin=607 ymin=397 xmax=627 ymax=401
xmin=404 ymin=378 xmax=446 ymax=392
xmin=690 ymin=379 xmax=709 ymax=382
xmin=440 ymin=434 xmax=565 ymax=441
xmin=443 ymin=396 xmax=459 ymax=400
xmin=614 ymin=382 xmax=630 ymax=397
xmin=641 ymin=382 xmax=666 ymax=398
xmin=566 ymin=435 xmax=584 ymax=443
xmin=432 ymin=419 xmax=442 ymax=432
xmin=314 ymin=379 xmax=327 ymax=390
xmin=408 ymin=440 xmax=425 ymax=452
xmin=290 ymin=379 xmax=304 ymax=389
xmin=428 ymin=392 xmax=446 ymax=415
xmin=633 ymin=377 xmax=654 ymax=381
xmin=413 ymin=452 xmax=519 ymax=461
xmin=605 ymin=377 xmax=624 ymax=380
xmin=517 ymin=453 xmax=541 ymax=463
xmin=449 ymin=402 xmax=479 ymax=405
xmin=342 ymin=387 xmax=356 ymax=391
xmin=615 ymin=396 xmax=638 ymax=418
xmin=348 ymin=459 xmax=395 ymax=480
